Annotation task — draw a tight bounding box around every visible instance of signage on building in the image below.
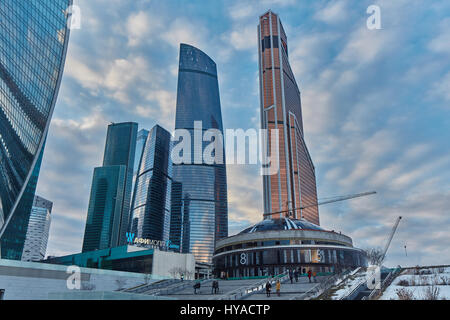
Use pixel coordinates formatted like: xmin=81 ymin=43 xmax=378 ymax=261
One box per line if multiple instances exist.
xmin=125 ymin=232 xmax=180 ymax=251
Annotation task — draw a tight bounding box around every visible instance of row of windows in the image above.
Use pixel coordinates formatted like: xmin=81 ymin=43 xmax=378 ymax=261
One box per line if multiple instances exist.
xmin=215 ymin=239 xmax=347 ymax=254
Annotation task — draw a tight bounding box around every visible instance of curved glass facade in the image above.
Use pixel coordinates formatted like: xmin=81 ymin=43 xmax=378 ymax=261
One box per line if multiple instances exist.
xmin=130 ymin=125 xmax=172 ymax=242
xmin=170 ymin=44 xmax=228 ymax=264
xmin=213 ymin=246 xmax=367 ymax=278
xmin=0 ymin=0 xmax=72 ymax=236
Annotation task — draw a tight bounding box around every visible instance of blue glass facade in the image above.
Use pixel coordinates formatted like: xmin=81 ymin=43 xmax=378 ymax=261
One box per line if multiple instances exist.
xmin=130 ymin=125 xmax=172 ymax=242
xmin=102 ymin=122 xmax=138 ymax=246
xmin=82 ymin=165 xmax=126 ymax=252
xmin=1 ymin=144 xmax=44 ymax=259
xmin=170 ymin=44 xmax=228 ymax=264
xmin=0 ymin=0 xmax=71 ymax=239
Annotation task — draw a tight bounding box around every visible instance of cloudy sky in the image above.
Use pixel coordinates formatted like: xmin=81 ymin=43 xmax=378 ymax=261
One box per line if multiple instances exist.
xmin=38 ymin=0 xmax=450 ymax=267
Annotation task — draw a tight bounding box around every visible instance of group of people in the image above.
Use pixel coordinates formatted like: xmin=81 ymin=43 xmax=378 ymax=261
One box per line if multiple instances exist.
xmin=265 ymin=279 xmax=281 ymax=297
xmin=193 ymin=280 xmax=220 ymax=295
xmin=265 ymin=268 xmax=319 ymax=298
xmin=288 ymin=268 xmax=318 ymax=284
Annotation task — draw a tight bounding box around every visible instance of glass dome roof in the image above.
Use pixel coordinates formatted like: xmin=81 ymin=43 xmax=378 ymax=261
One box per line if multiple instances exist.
xmin=239 ymin=218 xmax=325 ymax=234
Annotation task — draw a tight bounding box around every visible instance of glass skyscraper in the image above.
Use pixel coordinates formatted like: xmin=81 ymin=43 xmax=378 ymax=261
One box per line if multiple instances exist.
xmin=0 ymin=1 xmax=72 ymax=239
xmin=102 ymin=122 xmax=138 ymax=246
xmin=82 ymin=165 xmax=126 ymax=252
xmin=1 ymin=145 xmax=44 ymax=259
xmin=132 ymin=129 xmax=150 ymax=193
xmin=170 ymin=44 xmax=228 ymax=264
xmin=82 ymin=122 xmax=137 ymax=251
xmin=21 ymin=195 xmax=52 ymax=262
xmin=258 ymin=11 xmax=320 ymax=225
xmin=130 ymin=125 xmax=172 ymax=242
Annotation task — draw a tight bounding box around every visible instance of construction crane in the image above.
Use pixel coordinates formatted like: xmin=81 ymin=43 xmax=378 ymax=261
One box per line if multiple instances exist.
xmin=263 ymin=191 xmax=377 ymax=219
xmin=380 ymin=216 xmax=402 ymax=265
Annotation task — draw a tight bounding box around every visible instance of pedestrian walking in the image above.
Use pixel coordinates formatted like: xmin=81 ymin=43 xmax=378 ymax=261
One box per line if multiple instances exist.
xmin=276 ymin=280 xmax=281 ymax=297
xmin=215 ymin=281 xmax=219 ymax=294
xmin=313 ymin=270 xmax=317 ymax=283
xmin=307 ymin=269 xmax=312 ymax=283
xmin=294 ymin=269 xmax=299 ymax=282
xmin=265 ymin=281 xmax=272 ymax=297
xmin=289 ymin=269 xmax=293 ymax=284
xmin=193 ymin=282 xmax=201 ymax=294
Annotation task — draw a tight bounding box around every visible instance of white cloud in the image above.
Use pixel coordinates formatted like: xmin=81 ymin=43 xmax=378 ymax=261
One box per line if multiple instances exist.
xmin=126 ymin=11 xmax=156 ymax=47
xmin=162 ymin=18 xmax=207 ymax=49
xmin=428 ymin=18 xmax=450 ymax=54
xmin=314 ymin=0 xmax=348 ymax=24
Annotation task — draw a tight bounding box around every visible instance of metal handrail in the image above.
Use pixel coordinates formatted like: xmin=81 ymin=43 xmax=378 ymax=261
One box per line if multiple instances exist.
xmin=365 ymin=267 xmax=402 ymax=300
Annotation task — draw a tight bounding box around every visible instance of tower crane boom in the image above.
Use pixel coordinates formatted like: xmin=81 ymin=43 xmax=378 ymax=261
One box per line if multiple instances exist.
xmin=380 ymin=216 xmax=402 ymax=264
xmin=263 ymin=191 xmax=377 ymax=219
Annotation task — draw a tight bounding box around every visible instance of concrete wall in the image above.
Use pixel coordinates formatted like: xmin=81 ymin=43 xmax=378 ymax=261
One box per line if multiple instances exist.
xmin=152 ymin=249 xmax=195 ymax=280
xmin=0 ymin=259 xmax=158 ymax=300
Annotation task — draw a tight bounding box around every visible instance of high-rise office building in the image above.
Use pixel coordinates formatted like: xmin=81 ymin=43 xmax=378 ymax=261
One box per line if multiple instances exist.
xmin=128 ymin=128 xmax=149 ymax=234
xmin=102 ymin=122 xmax=138 ymax=246
xmin=82 ymin=165 xmax=126 ymax=252
xmin=132 ymin=129 xmax=150 ymax=190
xmin=21 ymin=195 xmax=52 ymax=262
xmin=130 ymin=125 xmax=172 ymax=242
xmin=170 ymin=44 xmax=228 ymax=264
xmin=1 ymin=146 xmax=44 ymax=259
xmin=258 ymin=11 xmax=320 ymax=225
xmin=82 ymin=122 xmax=137 ymax=252
xmin=0 ymin=1 xmax=72 ymax=240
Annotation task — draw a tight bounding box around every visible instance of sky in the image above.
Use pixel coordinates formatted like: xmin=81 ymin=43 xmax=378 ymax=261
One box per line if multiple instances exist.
xmin=37 ymin=0 xmax=450 ymax=267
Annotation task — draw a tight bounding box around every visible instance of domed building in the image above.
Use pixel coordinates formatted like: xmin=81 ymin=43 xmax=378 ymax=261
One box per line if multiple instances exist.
xmin=212 ymin=218 xmax=367 ymax=278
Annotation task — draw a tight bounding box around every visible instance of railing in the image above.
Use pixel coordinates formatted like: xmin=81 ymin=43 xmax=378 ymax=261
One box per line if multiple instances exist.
xmin=363 ymin=267 xmax=402 ymax=300
xmin=291 ymin=270 xmax=349 ymax=300
xmin=217 ymin=271 xmax=290 ymax=300
xmin=122 ymin=279 xmax=178 ymax=294
xmin=150 ymin=278 xmax=214 ymax=296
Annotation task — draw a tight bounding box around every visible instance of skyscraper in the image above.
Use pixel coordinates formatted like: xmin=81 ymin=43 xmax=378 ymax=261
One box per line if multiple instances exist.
xmin=0 ymin=1 xmax=72 ymax=240
xmin=130 ymin=125 xmax=172 ymax=242
xmin=132 ymin=129 xmax=150 ymax=193
xmin=82 ymin=122 xmax=137 ymax=252
xmin=102 ymin=122 xmax=138 ymax=246
xmin=22 ymin=195 xmax=52 ymax=262
xmin=170 ymin=44 xmax=228 ymax=264
xmin=1 ymin=146 xmax=44 ymax=259
xmin=128 ymin=128 xmax=149 ymax=233
xmin=258 ymin=11 xmax=320 ymax=224
xmin=82 ymin=165 xmax=126 ymax=252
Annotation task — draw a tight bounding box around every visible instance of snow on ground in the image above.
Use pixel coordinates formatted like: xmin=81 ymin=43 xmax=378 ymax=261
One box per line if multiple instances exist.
xmin=331 ymin=270 xmax=367 ymax=300
xmin=380 ymin=267 xmax=450 ymax=300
